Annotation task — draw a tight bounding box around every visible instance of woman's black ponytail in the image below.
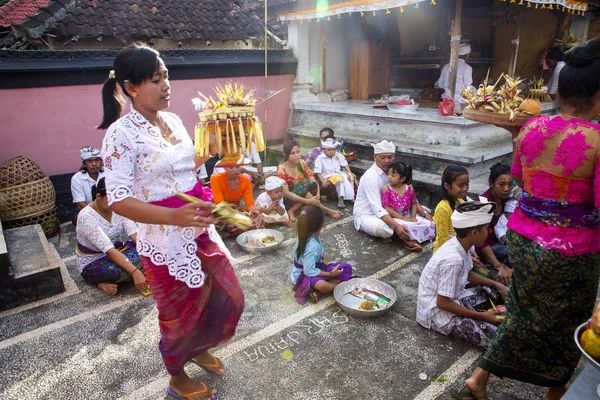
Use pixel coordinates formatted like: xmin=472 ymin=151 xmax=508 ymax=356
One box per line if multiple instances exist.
xmin=97 ymin=43 xmax=161 ymax=130
xmin=98 ymin=77 xmax=124 ymax=130
xmin=295 ymin=205 xmax=325 ymax=260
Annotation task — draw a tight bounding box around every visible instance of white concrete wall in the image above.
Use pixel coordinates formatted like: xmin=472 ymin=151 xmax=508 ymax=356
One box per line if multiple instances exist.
xmin=570 ymin=16 xmax=590 ymax=43
xmin=326 ymin=20 xmax=350 ymax=91
xmin=305 ymin=19 xmax=351 ymax=93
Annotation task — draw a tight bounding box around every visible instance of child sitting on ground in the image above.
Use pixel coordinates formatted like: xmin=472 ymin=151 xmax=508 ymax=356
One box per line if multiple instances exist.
xmin=494 ymin=198 xmax=517 ymax=245
xmin=291 ymin=205 xmax=353 ymax=304
xmin=313 ymin=138 xmax=357 ymax=209
xmin=381 ymin=161 xmax=436 ymax=251
xmin=417 ymin=201 xmax=508 ymax=349
xmin=255 ymin=176 xmax=292 ymax=227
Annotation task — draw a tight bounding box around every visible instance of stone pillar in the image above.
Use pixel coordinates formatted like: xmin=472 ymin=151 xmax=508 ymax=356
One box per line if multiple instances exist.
xmin=288 ymin=22 xmax=318 ymax=105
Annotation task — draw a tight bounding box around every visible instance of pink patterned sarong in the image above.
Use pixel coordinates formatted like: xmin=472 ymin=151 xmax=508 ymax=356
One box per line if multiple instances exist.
xmin=143 ymin=183 xmax=244 ymax=375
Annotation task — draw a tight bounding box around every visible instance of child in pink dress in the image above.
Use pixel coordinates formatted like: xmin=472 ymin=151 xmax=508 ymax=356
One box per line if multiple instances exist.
xmin=381 ymin=162 xmax=436 ymax=251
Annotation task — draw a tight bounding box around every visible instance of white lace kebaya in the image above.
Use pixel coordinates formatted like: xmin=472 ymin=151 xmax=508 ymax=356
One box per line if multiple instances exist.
xmin=101 ymin=107 xmax=227 ymax=288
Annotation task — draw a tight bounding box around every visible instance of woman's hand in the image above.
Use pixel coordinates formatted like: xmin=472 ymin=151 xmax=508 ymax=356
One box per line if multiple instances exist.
xmin=132 ymin=269 xmax=148 ymax=293
xmin=307 ymin=196 xmax=320 ymax=206
xmin=496 ymin=263 xmax=512 ymax=284
xmin=330 ymin=266 xmax=343 ymax=277
xmin=170 ymin=201 xmax=215 ymax=228
xmin=424 ymin=212 xmax=433 ymax=221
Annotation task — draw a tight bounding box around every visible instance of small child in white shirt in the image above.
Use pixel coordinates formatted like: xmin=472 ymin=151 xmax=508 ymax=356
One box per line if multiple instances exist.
xmin=494 ymin=199 xmax=517 ymax=244
xmin=255 ymin=176 xmax=291 ymax=227
xmin=313 ymin=138 xmax=357 ymax=209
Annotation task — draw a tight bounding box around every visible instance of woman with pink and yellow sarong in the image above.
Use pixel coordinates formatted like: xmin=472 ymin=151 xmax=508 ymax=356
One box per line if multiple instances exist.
xmin=99 ymin=44 xmax=243 ymax=400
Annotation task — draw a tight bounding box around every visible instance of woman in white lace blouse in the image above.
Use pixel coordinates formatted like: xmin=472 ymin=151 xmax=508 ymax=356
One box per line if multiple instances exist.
xmin=76 ymin=178 xmax=145 ymax=296
xmin=99 ymin=44 xmax=243 ymax=400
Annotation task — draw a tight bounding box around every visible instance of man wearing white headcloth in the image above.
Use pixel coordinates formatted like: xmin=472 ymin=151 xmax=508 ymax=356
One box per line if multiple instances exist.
xmin=255 ymin=176 xmax=291 ymax=226
xmin=71 ymin=146 xmax=105 ymax=211
xmin=436 ymin=43 xmax=475 ymax=104
xmin=416 ymin=201 xmax=508 ymax=349
xmin=353 ymin=140 xmax=410 ymax=240
xmin=314 ymin=138 xmax=357 ymax=209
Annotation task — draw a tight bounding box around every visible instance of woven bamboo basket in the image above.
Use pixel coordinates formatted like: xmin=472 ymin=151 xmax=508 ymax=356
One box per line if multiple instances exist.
xmin=0 ymin=156 xmax=58 ymax=238
xmin=2 ymin=207 xmax=60 ymax=238
xmin=0 ymin=177 xmax=56 ymax=220
xmin=0 ymin=156 xmax=46 ymax=188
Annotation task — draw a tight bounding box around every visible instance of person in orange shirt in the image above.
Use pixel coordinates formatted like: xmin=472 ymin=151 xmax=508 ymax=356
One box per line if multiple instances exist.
xmin=210 ymin=165 xmax=264 ymax=237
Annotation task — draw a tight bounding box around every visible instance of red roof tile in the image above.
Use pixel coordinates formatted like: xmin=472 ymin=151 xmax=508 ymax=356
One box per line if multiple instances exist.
xmin=0 ymin=0 xmax=52 ymax=27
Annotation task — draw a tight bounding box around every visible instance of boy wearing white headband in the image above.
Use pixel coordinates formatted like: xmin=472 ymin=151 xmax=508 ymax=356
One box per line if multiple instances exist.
xmin=313 ymin=138 xmax=357 ymax=209
xmin=255 ymin=176 xmax=291 ymax=226
xmin=417 ymin=202 xmax=508 ymax=349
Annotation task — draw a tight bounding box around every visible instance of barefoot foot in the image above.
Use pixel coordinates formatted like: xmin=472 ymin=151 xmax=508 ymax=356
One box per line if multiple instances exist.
xmin=98 ymin=283 xmax=118 ymax=296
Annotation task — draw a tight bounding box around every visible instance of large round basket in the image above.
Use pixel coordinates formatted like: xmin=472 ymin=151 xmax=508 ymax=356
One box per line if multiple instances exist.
xmin=3 ymin=207 xmax=60 ymax=238
xmin=0 ymin=156 xmax=59 ymax=238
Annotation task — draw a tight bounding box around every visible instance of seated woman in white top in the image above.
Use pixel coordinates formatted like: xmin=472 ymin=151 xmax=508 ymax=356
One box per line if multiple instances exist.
xmin=76 ymin=178 xmax=147 ymax=296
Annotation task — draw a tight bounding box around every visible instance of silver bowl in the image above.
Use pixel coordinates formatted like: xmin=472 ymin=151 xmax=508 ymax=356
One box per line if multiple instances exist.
xmin=333 ymin=278 xmax=397 ymax=319
xmin=236 ymin=229 xmax=284 ymax=255
xmin=575 ymin=321 xmax=600 ymax=371
xmin=387 ymin=103 xmax=420 ymax=113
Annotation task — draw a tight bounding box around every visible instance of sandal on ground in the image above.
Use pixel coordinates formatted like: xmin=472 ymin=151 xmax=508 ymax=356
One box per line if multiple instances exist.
xmin=337 ymin=200 xmax=346 ymax=209
xmin=190 ymin=353 xmax=225 ymax=378
xmin=166 ymin=383 xmax=214 ymax=399
xmin=309 ymin=291 xmax=321 ymax=303
xmin=404 ymin=242 xmax=422 ymax=252
xmin=450 ymin=386 xmax=490 ymax=400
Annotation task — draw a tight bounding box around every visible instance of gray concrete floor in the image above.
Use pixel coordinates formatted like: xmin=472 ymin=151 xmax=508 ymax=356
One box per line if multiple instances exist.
xmin=0 ymin=202 xmax=578 ymax=400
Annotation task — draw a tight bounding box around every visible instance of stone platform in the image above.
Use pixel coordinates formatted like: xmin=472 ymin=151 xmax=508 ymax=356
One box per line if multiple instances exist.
xmin=0 ymin=224 xmax=66 ymax=311
xmin=0 ymin=202 xmax=586 ymax=400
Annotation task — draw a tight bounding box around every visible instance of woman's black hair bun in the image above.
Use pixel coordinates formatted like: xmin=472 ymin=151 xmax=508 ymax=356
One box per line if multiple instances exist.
xmin=564 ymin=39 xmax=600 ymax=68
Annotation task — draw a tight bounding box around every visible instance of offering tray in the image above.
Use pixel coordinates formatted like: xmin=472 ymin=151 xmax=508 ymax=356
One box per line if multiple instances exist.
xmin=236 ymin=229 xmax=284 ymax=255
xmin=334 ymin=278 xmax=397 ymax=319
xmin=575 ymin=321 xmax=600 ymax=371
xmin=575 ymin=321 xmax=600 ymax=397
xmin=462 ymin=108 xmax=533 ymax=129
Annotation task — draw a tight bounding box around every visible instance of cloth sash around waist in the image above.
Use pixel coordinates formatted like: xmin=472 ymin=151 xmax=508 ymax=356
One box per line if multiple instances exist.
xmin=76 ymin=240 xmax=134 ymax=255
xmin=517 ymin=190 xmax=599 ymax=229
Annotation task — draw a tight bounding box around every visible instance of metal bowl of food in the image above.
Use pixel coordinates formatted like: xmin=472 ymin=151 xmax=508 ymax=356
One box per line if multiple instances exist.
xmin=575 ymin=321 xmax=600 ymax=371
xmin=333 ymin=278 xmax=397 ymax=319
xmin=236 ymin=229 xmax=284 ymax=255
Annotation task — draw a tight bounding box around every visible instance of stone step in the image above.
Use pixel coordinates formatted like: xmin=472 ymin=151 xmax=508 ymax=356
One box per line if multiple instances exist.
xmin=1 ymin=224 xmax=65 ymax=311
xmin=266 ymin=144 xmax=490 ymax=211
xmin=286 ymin=125 xmax=512 ymax=178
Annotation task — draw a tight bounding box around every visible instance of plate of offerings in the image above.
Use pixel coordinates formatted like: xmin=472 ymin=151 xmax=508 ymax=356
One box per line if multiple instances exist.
xmin=334 ymin=278 xmax=397 ymax=319
xmin=236 ymin=229 xmax=284 ymax=255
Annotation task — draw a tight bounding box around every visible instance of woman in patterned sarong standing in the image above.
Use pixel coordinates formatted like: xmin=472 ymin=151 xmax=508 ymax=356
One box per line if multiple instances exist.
xmin=99 ymin=44 xmax=243 ymax=400
xmin=459 ymin=39 xmax=600 ymax=400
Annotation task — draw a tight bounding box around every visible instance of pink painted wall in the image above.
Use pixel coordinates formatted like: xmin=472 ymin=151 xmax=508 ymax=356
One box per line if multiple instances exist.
xmin=0 ymin=75 xmax=293 ymax=176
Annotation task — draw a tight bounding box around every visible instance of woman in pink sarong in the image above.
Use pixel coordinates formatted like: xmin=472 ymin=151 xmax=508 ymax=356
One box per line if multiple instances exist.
xmin=99 ymin=44 xmax=243 ymax=400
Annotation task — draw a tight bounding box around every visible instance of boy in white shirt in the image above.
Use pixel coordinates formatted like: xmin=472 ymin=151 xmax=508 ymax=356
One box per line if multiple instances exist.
xmin=314 ymin=138 xmax=357 ymax=209
xmin=255 ymin=176 xmax=291 ymax=227
xmin=417 ymin=201 xmax=508 ymax=348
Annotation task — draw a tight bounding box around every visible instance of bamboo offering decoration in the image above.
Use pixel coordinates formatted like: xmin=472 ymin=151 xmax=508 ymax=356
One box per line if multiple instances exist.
xmin=192 ymin=82 xmax=266 ymax=167
xmin=460 ymin=69 xmax=541 ymax=122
